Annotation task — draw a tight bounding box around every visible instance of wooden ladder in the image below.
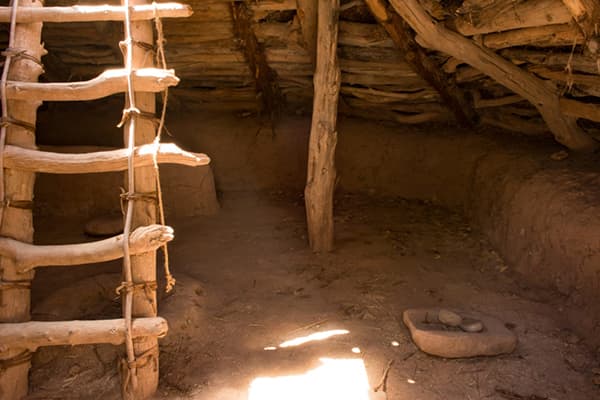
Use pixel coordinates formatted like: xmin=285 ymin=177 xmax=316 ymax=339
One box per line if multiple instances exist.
xmin=0 ymin=1 xmax=204 ymax=399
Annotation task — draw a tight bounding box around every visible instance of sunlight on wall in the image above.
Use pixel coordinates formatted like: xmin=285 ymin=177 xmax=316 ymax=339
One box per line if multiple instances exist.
xmin=248 ymin=358 xmax=370 ymax=400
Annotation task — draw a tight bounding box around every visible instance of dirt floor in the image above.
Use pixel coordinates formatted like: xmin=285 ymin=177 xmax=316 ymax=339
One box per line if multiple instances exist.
xmin=28 ymin=191 xmax=600 ymax=399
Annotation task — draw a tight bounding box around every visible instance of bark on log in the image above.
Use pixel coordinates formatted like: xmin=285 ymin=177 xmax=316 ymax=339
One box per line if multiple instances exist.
xmin=0 ymin=3 xmax=192 ymax=23
xmin=230 ymin=1 xmax=282 ymax=119
xmin=482 ymin=23 xmax=584 ymax=49
xmin=3 ymin=143 xmax=210 ymax=174
xmin=451 ymin=0 xmax=572 ymax=36
xmin=0 ymin=224 xmax=174 ymax=272
xmin=304 ymin=0 xmax=341 ymax=253
xmin=365 ymin=0 xmax=476 ymax=127
xmin=389 ymin=0 xmax=598 ymax=151
xmin=6 ymin=68 xmax=179 ymax=101
xmin=0 ymin=0 xmax=44 ymax=397
xmin=0 ymin=318 xmax=168 ymax=352
xmin=560 ymin=98 xmax=600 ymax=122
xmin=500 ymin=48 xmax=599 ymax=74
xmin=296 ymin=0 xmax=317 ymax=64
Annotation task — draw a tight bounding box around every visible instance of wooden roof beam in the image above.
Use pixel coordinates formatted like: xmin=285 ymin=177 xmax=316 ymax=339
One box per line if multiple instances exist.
xmin=388 ymin=0 xmax=598 ymax=152
xmin=365 ymin=0 xmax=476 ymax=128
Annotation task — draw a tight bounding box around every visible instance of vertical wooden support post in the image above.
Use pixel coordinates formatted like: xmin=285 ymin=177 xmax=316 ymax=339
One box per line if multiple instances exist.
xmin=304 ymin=0 xmax=341 ymax=253
xmin=0 ymin=0 xmax=45 ymax=398
xmin=121 ymin=0 xmax=159 ymax=398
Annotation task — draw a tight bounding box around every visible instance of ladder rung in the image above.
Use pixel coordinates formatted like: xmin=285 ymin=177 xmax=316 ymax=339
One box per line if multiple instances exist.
xmin=0 ymin=3 xmax=192 ymax=23
xmin=0 ymin=317 xmax=168 ymax=352
xmin=6 ymin=68 xmax=179 ymax=102
xmin=0 ymin=224 xmax=173 ymax=273
xmin=4 ymin=143 xmax=210 ymax=174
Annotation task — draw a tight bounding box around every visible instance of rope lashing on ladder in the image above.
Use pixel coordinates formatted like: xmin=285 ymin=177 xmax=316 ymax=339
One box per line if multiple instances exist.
xmin=0 ymin=278 xmax=31 ymax=306
xmin=0 ymin=0 xmax=21 ymax=228
xmin=119 ymin=0 xmax=177 ymax=395
xmin=115 ymin=280 xmax=159 ymax=315
xmin=0 ymin=350 xmax=32 ymax=372
xmin=151 ymin=1 xmax=176 ymax=293
xmin=0 ymin=48 xmax=44 ymax=70
xmin=0 ymin=116 xmax=36 ymax=133
xmin=121 ymin=0 xmax=141 ymax=392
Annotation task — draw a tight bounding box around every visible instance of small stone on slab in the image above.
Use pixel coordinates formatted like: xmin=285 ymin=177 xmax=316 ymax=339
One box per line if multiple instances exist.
xmin=438 ymin=309 xmax=463 ymax=327
xmin=403 ymin=308 xmax=517 ymax=358
xmin=460 ymin=318 xmax=484 ymax=333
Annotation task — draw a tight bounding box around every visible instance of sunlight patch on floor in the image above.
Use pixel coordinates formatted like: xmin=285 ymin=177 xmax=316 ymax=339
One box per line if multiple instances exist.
xmin=278 ymin=329 xmax=350 ymax=348
xmin=248 ymin=358 xmax=370 ymax=400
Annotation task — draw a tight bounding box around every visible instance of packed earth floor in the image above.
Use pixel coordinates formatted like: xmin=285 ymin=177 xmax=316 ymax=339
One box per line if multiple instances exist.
xmin=28 ymin=191 xmax=600 ymax=399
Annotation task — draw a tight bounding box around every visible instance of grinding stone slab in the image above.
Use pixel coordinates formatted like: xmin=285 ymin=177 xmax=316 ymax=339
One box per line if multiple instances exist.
xmin=403 ymin=308 xmax=517 ymax=358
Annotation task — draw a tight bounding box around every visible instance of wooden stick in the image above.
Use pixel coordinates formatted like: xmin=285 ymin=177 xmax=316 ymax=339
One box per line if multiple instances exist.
xmin=0 ymin=3 xmax=192 ymax=23
xmin=341 ymin=86 xmax=439 ymax=103
xmin=473 ymin=94 xmax=525 ymax=108
xmin=451 ymin=0 xmax=572 ymax=36
xmin=499 ymin=48 xmax=598 ymax=74
xmin=0 ymin=318 xmax=168 ymax=352
xmin=365 ymin=0 xmax=476 ymax=127
xmin=528 ymin=65 xmax=600 ymax=87
xmin=304 ymin=0 xmax=341 ymax=253
xmin=388 ymin=0 xmax=598 ymax=152
xmin=0 ymin=0 xmax=44 ymax=397
xmin=6 ymin=68 xmax=179 ymax=101
xmin=560 ymin=98 xmax=600 ymax=122
xmin=479 ymin=111 xmax=550 ymax=135
xmin=483 ymin=23 xmax=584 ymax=49
xmin=0 ymin=224 xmax=174 ymax=272
xmin=3 ymin=143 xmax=210 ymax=174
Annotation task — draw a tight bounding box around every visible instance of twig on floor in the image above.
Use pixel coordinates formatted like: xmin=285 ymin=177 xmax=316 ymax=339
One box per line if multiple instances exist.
xmin=373 ymin=359 xmax=395 ymax=393
xmin=287 ymin=319 xmax=329 ymax=335
xmin=495 ymin=387 xmax=548 ymax=400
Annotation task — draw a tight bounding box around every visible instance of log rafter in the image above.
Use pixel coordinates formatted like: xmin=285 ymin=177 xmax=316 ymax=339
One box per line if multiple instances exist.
xmin=388 ymin=0 xmax=598 ymax=152
xmin=365 ymin=0 xmax=476 ymax=127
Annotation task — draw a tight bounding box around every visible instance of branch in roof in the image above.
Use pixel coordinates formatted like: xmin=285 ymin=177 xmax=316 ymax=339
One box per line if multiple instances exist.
xmin=364 ymin=0 xmax=476 ymax=128
xmin=230 ymin=1 xmax=283 ymax=120
xmin=561 ymin=0 xmax=600 ymax=59
xmin=388 ymin=0 xmax=598 ymax=152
